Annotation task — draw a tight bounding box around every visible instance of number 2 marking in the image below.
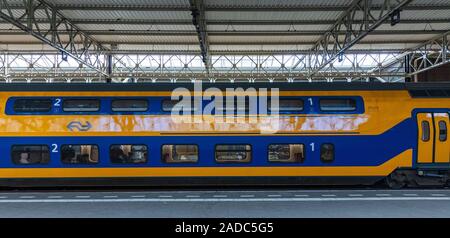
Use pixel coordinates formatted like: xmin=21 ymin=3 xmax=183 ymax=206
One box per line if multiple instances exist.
xmin=51 ymin=144 xmax=58 ymax=153
xmin=54 ymin=98 xmax=61 ymax=107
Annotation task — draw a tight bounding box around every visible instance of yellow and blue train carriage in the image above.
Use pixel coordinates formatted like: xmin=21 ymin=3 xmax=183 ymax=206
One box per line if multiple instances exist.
xmin=0 ymin=82 xmax=449 ymax=188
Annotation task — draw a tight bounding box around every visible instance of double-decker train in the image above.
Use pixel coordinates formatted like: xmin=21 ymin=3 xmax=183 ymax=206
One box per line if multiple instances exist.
xmin=0 ymin=82 xmax=449 ymax=188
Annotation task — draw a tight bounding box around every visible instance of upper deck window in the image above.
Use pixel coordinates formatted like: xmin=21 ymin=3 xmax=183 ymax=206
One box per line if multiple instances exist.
xmin=112 ymin=99 xmax=148 ymax=112
xmin=162 ymin=99 xmax=198 ymax=112
xmin=63 ymin=99 xmax=100 ymax=112
xmin=216 ymin=98 xmax=251 ymax=112
xmin=13 ymin=99 xmax=52 ymax=112
xmin=268 ymin=99 xmax=303 ymax=112
xmin=319 ymin=99 xmax=356 ymax=112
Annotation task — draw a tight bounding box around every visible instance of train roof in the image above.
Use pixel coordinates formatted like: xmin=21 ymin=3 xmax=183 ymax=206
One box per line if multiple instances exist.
xmin=0 ymin=82 xmax=449 ymax=92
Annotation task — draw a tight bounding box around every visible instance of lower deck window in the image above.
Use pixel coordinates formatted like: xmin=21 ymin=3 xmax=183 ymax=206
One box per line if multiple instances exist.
xmin=320 ymin=143 xmax=335 ymax=163
xmin=268 ymin=144 xmax=305 ymax=163
xmin=215 ymin=144 xmax=251 ymax=163
xmin=61 ymin=145 xmax=99 ymax=164
xmin=110 ymin=145 xmax=147 ymax=164
xmin=162 ymin=145 xmax=198 ymax=163
xmin=12 ymin=145 xmax=50 ymax=164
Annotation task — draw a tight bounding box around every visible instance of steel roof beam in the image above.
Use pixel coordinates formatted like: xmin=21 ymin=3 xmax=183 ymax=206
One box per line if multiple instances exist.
xmin=4 ymin=4 xmax=446 ymax=12
xmin=0 ymin=29 xmax=445 ymax=36
xmin=0 ymin=0 xmax=109 ymax=77
xmin=308 ymin=0 xmax=413 ymax=77
xmin=2 ymin=19 xmax=449 ymax=26
xmin=189 ymin=0 xmax=211 ymax=74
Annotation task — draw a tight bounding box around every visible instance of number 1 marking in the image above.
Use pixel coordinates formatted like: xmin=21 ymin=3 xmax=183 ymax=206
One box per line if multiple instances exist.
xmin=310 ymin=142 xmax=315 ymax=152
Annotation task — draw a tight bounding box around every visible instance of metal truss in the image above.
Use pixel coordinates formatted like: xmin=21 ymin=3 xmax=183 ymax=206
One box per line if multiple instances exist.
xmin=308 ymin=0 xmax=412 ymax=77
xmin=0 ymin=52 xmax=406 ymax=83
xmin=406 ymin=31 xmax=450 ymax=78
xmin=367 ymin=31 xmax=450 ymax=81
xmin=0 ymin=0 xmax=110 ymax=77
xmin=189 ymin=0 xmax=211 ymax=74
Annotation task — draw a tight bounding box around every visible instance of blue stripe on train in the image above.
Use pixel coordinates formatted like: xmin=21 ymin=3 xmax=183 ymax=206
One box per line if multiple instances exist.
xmin=0 ymin=117 xmax=416 ymax=168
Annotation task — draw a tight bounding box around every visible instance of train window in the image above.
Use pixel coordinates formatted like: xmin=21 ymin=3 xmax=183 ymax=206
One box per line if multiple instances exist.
xmin=110 ymin=145 xmax=147 ymax=164
xmin=61 ymin=145 xmax=99 ymax=164
xmin=319 ymin=99 xmax=356 ymax=111
xmin=13 ymin=99 xmax=52 ymax=112
xmin=320 ymin=143 xmax=334 ymax=163
xmin=216 ymin=98 xmax=250 ymax=112
xmin=421 ymin=121 xmax=430 ymax=142
xmin=268 ymin=144 xmax=305 ymax=163
xmin=439 ymin=121 xmax=447 ymax=142
xmin=215 ymin=145 xmax=251 ymax=163
xmin=11 ymin=145 xmax=50 ymax=165
xmin=162 ymin=145 xmax=198 ymax=163
xmin=162 ymin=99 xmax=198 ymax=112
xmin=112 ymin=99 xmax=148 ymax=112
xmin=268 ymin=99 xmax=303 ymax=112
xmin=63 ymin=99 xmax=100 ymax=112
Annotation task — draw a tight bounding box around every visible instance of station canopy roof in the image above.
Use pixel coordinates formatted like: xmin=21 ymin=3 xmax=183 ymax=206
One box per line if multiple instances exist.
xmin=0 ymin=0 xmax=449 ymax=54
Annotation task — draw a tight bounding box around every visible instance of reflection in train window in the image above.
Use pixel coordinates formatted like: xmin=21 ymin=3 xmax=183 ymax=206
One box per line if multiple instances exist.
xmin=11 ymin=145 xmax=50 ymax=165
xmin=112 ymin=99 xmax=148 ymax=112
xmin=61 ymin=145 xmax=99 ymax=164
xmin=320 ymin=99 xmax=356 ymax=111
xmin=439 ymin=121 xmax=447 ymax=142
xmin=110 ymin=145 xmax=147 ymax=164
xmin=215 ymin=145 xmax=252 ymax=163
xmin=421 ymin=121 xmax=430 ymax=142
xmin=162 ymin=145 xmax=198 ymax=163
xmin=13 ymin=99 xmax=52 ymax=112
xmin=63 ymin=99 xmax=100 ymax=112
xmin=268 ymin=144 xmax=305 ymax=163
xmin=268 ymin=99 xmax=304 ymax=112
xmin=320 ymin=143 xmax=335 ymax=163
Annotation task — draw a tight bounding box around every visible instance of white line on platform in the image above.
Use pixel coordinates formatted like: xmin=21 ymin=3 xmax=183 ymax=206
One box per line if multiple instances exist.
xmin=213 ymin=195 xmax=228 ymax=198
xmin=158 ymin=195 xmax=173 ymax=198
xmin=294 ymin=194 xmax=309 ymax=197
xmin=19 ymin=196 xmax=35 ymax=199
xmin=267 ymin=194 xmax=281 ymax=197
xmin=103 ymin=196 xmax=118 ymax=198
xmin=403 ymin=194 xmax=418 ymax=196
xmin=321 ymin=194 xmax=336 ymax=197
xmin=185 ymin=195 xmax=200 ymax=198
xmin=0 ymin=197 xmax=449 ymax=203
xmin=47 ymin=196 xmax=63 ymax=199
xmin=75 ymin=196 xmax=91 ymax=198
xmin=131 ymin=195 xmax=146 ymax=198
xmin=240 ymin=195 xmax=255 ymax=198
xmin=0 ymin=196 xmax=7 ymax=199
xmin=431 ymin=194 xmax=446 ymax=196
xmin=348 ymin=194 xmax=363 ymax=197
xmin=376 ymin=194 xmax=392 ymax=197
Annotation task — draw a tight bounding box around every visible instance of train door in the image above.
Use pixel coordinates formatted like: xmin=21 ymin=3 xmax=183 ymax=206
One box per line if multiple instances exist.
xmin=416 ymin=112 xmax=450 ymax=166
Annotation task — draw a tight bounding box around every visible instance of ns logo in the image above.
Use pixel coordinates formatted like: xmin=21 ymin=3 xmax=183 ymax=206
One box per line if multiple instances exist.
xmin=67 ymin=121 xmax=92 ymax=131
